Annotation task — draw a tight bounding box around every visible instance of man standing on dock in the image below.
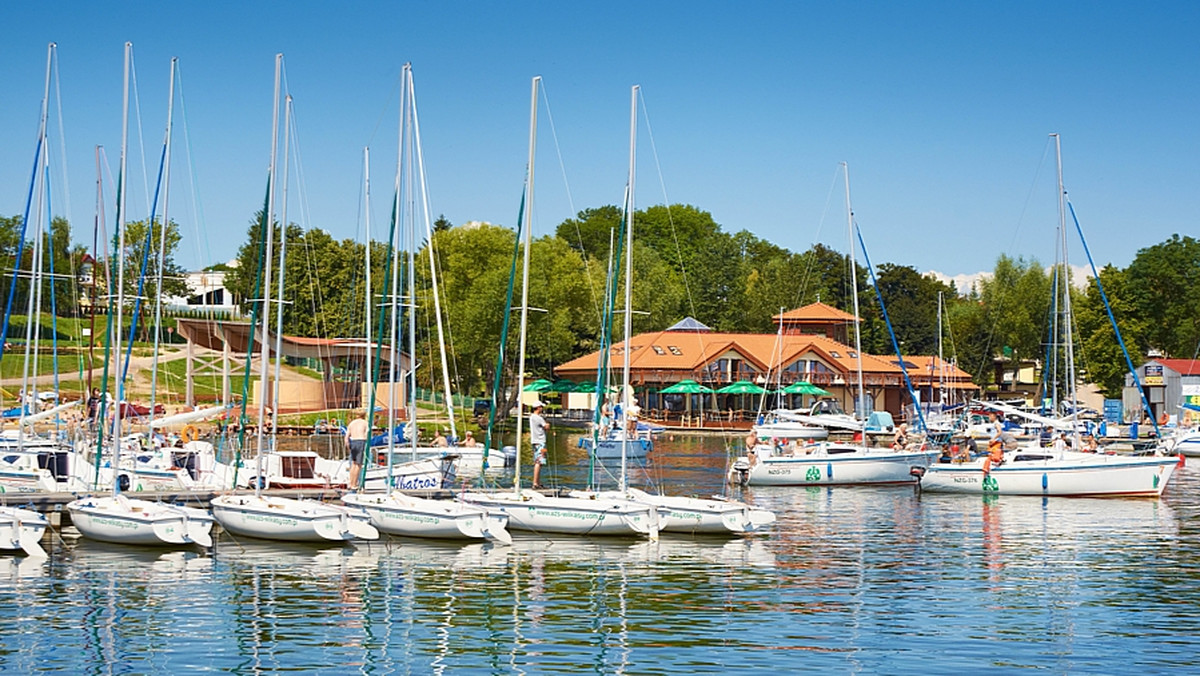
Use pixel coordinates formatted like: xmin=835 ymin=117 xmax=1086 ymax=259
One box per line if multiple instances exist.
xmin=345 ymin=410 xmax=369 ymax=491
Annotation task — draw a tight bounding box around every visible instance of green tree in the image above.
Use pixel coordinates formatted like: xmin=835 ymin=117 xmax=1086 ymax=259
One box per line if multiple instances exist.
xmin=1123 ymin=234 xmax=1200 ymax=359
xmin=0 ymin=215 xmax=88 ymax=322
xmin=412 ymin=223 xmax=518 ymax=395
xmin=112 ymin=218 xmax=190 ymax=313
xmin=555 ymin=205 xmax=623 ymax=262
xmin=977 ymin=255 xmax=1050 ymax=371
xmin=872 ymin=264 xmax=957 ymax=356
xmin=1074 ymin=264 xmax=1143 ymax=397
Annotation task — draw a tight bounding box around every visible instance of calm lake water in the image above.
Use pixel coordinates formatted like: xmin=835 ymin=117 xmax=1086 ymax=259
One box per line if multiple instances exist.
xmin=4 ymin=429 xmax=1200 ymax=673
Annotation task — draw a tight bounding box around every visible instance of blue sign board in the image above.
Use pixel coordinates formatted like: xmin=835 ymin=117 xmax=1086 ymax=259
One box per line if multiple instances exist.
xmin=1103 ymin=398 xmax=1123 ymax=423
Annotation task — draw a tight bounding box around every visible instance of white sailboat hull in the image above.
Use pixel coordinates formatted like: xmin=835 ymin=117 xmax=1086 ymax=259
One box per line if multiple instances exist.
xmin=581 ymin=436 xmax=652 ymax=460
xmin=0 ymin=466 xmax=62 ymax=493
xmin=360 ymin=455 xmax=456 ymax=492
xmin=576 ymin=487 xmax=775 ymax=535
xmin=1169 ymin=430 xmax=1200 ymax=457
xmin=211 ymin=494 xmax=379 ymax=542
xmin=729 ymin=444 xmax=938 ymax=486
xmin=342 ymin=491 xmax=511 ymax=543
xmin=0 ymin=506 xmax=48 ymax=556
xmin=67 ymin=495 xmax=214 ymax=547
xmin=753 ymin=422 xmax=829 ymax=441
xmin=462 ymin=490 xmax=659 ymax=537
xmin=919 ymin=452 xmax=1179 ymax=496
xmin=0 ymin=443 xmax=94 ymax=493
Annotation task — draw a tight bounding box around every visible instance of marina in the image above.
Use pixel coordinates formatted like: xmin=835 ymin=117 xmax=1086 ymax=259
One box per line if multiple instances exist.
xmin=3 ymin=432 xmax=1200 ymax=672
xmin=1 ymin=4 xmax=1197 ymax=672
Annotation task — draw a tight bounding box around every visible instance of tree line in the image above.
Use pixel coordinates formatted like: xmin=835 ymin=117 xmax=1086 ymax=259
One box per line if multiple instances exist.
xmin=4 ymin=209 xmax=1198 ymax=401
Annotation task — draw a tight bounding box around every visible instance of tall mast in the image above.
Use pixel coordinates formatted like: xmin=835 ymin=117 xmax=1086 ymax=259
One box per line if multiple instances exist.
xmin=843 ymin=162 xmax=866 ymax=420
xmin=110 ymin=42 xmax=133 ymax=496
xmin=620 ymin=85 xmax=639 ymax=493
xmin=253 ymin=53 xmax=283 ymax=498
xmin=148 ymin=57 xmax=178 ymax=430
xmin=937 ymin=290 xmax=944 ymax=407
xmin=270 ymin=93 xmax=293 ymax=436
xmin=409 ymin=72 xmax=458 ymax=442
xmin=1052 ymin=133 xmax=1079 ymax=424
xmin=363 ymin=145 xmax=372 ymax=396
xmin=512 ymin=75 xmax=539 ymax=494
xmin=89 ymin=144 xmax=102 ymax=392
xmin=402 ymin=63 xmax=418 ymax=463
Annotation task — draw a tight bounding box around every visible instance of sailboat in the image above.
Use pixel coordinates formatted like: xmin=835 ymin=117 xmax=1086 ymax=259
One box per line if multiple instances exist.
xmin=210 ymin=54 xmax=378 ymax=542
xmin=0 ymin=505 xmax=47 ymax=557
xmin=343 ymin=64 xmax=509 ymax=544
xmin=566 ymin=86 xmax=774 ymax=535
xmin=728 ymin=162 xmax=939 ymax=487
xmin=349 ymin=68 xmax=488 ymax=489
xmin=0 ymin=44 xmax=96 ymax=496
xmin=918 ymin=134 xmax=1179 ymax=496
xmin=67 ymin=44 xmax=214 ymax=548
xmin=462 ymin=77 xmax=659 ymax=538
xmin=579 ymin=219 xmax=652 ymax=462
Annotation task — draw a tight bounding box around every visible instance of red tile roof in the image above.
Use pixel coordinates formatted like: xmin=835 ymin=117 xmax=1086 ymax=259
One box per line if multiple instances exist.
xmin=774 ymin=301 xmax=858 ymax=323
xmin=1155 ymin=359 xmax=1200 ymax=376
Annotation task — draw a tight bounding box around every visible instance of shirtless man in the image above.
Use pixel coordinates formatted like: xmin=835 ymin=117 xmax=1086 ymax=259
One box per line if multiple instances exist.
xmin=345 ymin=411 xmax=369 ymax=491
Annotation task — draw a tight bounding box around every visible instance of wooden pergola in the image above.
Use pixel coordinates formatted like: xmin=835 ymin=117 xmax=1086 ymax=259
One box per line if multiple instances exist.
xmin=173 ymin=319 xmax=410 ymax=411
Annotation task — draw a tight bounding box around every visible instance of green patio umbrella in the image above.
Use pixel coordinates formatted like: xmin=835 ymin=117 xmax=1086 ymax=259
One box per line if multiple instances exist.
xmin=572 ymin=381 xmax=619 ymax=394
xmin=522 ymin=378 xmax=554 ymax=392
xmin=716 ymin=380 xmax=768 ymax=394
xmin=779 ymin=381 xmax=831 ymax=396
xmin=660 ymin=379 xmax=715 ymax=394
xmin=547 ymin=379 xmax=580 ymax=393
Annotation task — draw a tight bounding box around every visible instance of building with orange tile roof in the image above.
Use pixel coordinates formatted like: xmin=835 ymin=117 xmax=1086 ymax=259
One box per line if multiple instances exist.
xmin=555 ymin=303 xmax=976 ymax=422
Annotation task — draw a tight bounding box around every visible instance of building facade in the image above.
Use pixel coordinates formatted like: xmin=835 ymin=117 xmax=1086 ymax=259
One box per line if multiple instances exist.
xmin=554 ymin=302 xmax=976 ymax=422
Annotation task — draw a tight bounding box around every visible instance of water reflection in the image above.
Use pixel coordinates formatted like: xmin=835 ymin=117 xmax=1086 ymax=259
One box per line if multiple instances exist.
xmin=2 ymin=440 xmax=1200 ymax=672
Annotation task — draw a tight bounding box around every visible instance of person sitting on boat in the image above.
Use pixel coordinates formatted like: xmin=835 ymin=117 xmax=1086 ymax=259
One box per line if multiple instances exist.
xmin=1052 ymin=431 xmax=1069 ymax=456
xmin=982 ymin=441 xmax=1004 ymax=474
xmin=461 ymin=430 xmax=479 ymax=447
xmin=433 ymin=428 xmax=449 ymax=447
xmin=892 ymin=423 xmax=909 ymax=450
xmin=1081 ymin=433 xmax=1099 ymax=453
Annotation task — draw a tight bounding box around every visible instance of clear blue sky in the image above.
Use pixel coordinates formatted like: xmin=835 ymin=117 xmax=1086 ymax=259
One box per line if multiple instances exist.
xmin=2 ymin=1 xmax=1197 ymax=280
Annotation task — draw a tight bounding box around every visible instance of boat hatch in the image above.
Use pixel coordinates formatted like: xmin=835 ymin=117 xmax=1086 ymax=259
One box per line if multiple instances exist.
xmin=282 ymin=456 xmax=315 ymax=479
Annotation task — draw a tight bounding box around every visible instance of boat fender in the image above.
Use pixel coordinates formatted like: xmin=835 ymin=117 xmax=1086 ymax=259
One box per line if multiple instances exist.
xmin=909 ymin=466 xmax=926 ymax=478
xmin=117 ymin=474 xmax=131 ymax=492
xmin=181 ymin=425 xmax=199 ymax=444
xmin=1178 ymin=454 xmax=1186 ymax=469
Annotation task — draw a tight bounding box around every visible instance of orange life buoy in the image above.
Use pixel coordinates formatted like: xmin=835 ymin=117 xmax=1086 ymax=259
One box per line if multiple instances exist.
xmin=181 ymin=425 xmax=199 ymax=444
xmin=1159 ymin=412 xmax=1169 ymax=426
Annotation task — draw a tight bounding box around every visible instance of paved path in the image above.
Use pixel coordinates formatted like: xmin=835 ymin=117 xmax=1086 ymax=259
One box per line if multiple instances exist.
xmin=1 ymin=347 xmax=321 ymax=391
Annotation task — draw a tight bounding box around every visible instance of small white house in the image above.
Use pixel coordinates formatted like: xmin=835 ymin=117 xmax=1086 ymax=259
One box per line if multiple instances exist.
xmin=165 ymin=268 xmax=240 ymax=317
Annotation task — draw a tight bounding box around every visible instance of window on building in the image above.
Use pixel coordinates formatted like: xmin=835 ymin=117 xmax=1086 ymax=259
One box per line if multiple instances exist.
xmin=652 ymin=345 xmax=665 ymax=355
xmin=830 ymin=351 xmax=841 ymax=359
xmin=668 ymin=346 xmax=682 ymax=356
